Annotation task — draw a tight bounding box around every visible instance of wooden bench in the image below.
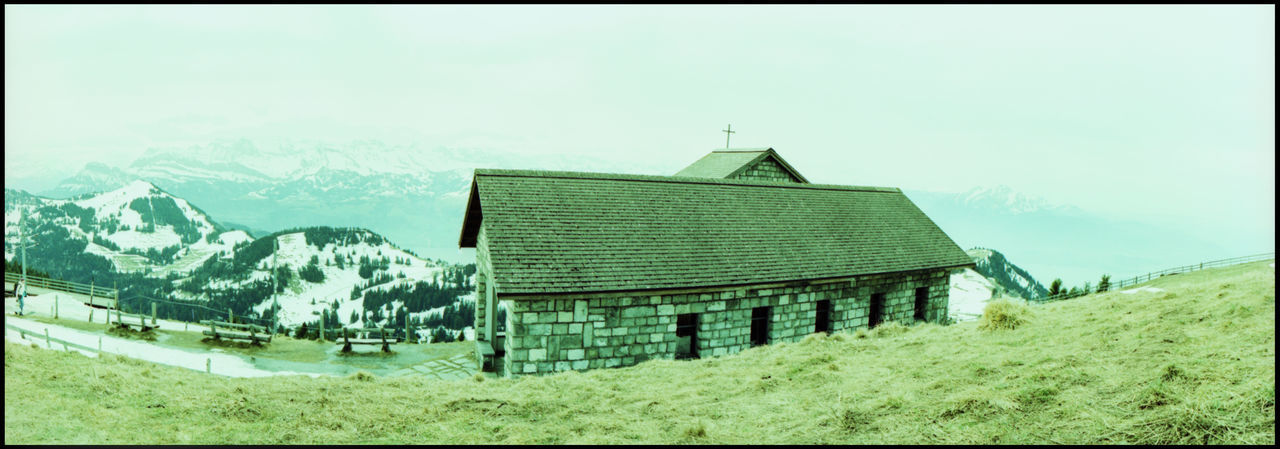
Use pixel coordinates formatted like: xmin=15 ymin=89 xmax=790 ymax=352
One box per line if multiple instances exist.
xmin=338 ymin=327 xmax=401 ymax=353
xmin=476 ymin=331 xmax=505 ymax=372
xmin=112 ymin=310 xmax=156 ymax=331
xmin=200 ymin=320 xmax=272 ymax=344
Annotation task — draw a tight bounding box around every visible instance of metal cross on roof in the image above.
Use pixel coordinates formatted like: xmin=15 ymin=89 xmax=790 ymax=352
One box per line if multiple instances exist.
xmin=722 ymin=124 xmax=735 ymax=148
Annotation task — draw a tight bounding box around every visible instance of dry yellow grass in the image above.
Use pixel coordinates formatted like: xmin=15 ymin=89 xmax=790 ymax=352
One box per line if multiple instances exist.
xmin=978 ymin=298 xmax=1030 ymax=331
xmin=4 ymin=261 xmax=1275 ymax=444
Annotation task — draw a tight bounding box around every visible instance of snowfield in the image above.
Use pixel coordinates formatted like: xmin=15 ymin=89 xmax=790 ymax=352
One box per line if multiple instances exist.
xmin=948 ymin=268 xmax=999 ymax=322
xmin=156 ymin=230 xmax=459 ymax=329
xmin=1118 ymin=286 xmax=1166 ymax=295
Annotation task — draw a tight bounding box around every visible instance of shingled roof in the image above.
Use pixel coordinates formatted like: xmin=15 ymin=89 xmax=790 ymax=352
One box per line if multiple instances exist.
xmin=459 ymin=169 xmax=972 ymax=295
xmin=674 ymin=148 xmax=809 ymax=183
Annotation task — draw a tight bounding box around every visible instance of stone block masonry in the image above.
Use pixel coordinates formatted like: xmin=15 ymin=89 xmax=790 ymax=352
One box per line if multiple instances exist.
xmin=499 ymin=268 xmax=951 ymax=376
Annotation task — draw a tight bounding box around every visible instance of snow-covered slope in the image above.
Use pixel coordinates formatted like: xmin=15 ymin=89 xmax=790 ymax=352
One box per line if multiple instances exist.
xmin=947 ymin=248 xmax=1045 ymax=321
xmin=171 ymin=227 xmax=473 ymax=334
xmin=967 ymin=248 xmax=1050 ymax=300
xmin=948 ymin=268 xmax=998 ymax=322
xmin=5 ymin=181 xmax=235 ymax=274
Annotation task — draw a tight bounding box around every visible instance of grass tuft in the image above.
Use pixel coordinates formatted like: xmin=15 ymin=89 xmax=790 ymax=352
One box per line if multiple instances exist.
xmin=348 ymin=370 xmax=376 ymax=382
xmin=681 ymin=422 xmax=707 ymax=439
xmin=978 ymin=299 xmax=1030 ymax=331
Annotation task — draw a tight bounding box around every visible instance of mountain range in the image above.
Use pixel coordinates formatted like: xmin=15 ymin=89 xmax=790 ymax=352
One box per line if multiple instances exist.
xmin=904 ymin=186 xmax=1231 ymax=287
xmin=14 ymin=138 xmax=1245 ymax=288
xmin=4 ymin=181 xmax=476 ymax=339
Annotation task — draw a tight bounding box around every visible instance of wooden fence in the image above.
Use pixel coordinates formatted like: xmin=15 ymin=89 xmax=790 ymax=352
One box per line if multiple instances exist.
xmin=6 ymin=323 xmax=102 ymax=354
xmin=200 ymin=320 xmax=272 ymax=344
xmin=5 ymin=271 xmax=118 ymax=308
xmin=1034 ymin=252 xmax=1275 ymax=303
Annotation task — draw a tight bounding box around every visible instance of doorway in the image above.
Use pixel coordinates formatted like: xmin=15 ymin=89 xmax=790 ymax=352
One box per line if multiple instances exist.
xmin=868 ymin=293 xmax=886 ymax=329
xmin=814 ymin=299 xmax=831 ymax=334
xmin=676 ymin=313 xmax=699 ymax=359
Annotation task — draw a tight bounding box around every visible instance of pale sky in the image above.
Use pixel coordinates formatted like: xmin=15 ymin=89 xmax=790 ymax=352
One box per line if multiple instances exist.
xmin=5 ymin=5 xmax=1275 ymax=250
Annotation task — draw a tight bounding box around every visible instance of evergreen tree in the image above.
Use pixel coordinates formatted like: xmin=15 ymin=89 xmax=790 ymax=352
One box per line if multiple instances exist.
xmin=1098 ymin=274 xmax=1111 ymax=293
xmin=431 ymin=326 xmax=449 ymax=343
xmin=1048 ymin=278 xmax=1063 ymax=296
xmin=295 ymin=322 xmax=309 ymax=339
xmin=350 ymin=309 xmax=359 ymax=325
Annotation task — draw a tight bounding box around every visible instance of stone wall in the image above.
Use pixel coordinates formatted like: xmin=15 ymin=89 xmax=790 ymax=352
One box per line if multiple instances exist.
xmin=473 ymin=226 xmax=492 ymax=348
xmin=733 ymin=157 xmax=801 ymax=183
xmin=498 ymin=268 xmax=951 ymax=376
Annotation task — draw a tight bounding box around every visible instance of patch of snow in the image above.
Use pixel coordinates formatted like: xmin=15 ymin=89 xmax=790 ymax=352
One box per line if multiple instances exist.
xmin=104 ymin=228 xmax=182 ymax=251
xmin=5 ymin=316 xmax=318 ymax=378
xmin=949 ymin=268 xmax=996 ymax=322
xmin=240 ymin=234 xmax=453 ymax=328
xmin=4 ymin=291 xmax=320 ymax=377
xmin=1118 ymin=287 xmax=1165 ymax=295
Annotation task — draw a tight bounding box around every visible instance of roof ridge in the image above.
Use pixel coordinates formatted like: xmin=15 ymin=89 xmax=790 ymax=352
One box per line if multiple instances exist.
xmin=711 ymin=148 xmax=771 ymax=153
xmin=472 ymin=168 xmax=899 ymax=193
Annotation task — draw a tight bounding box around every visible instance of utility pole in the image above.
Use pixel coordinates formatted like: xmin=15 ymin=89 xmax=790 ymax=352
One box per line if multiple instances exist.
xmin=272 ymin=236 xmax=279 ymax=335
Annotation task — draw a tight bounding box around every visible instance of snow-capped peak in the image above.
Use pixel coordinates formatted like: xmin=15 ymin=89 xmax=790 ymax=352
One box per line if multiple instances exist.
xmin=122 ymin=180 xmax=159 ymax=196
xmin=959 ymin=185 xmax=1073 ymax=215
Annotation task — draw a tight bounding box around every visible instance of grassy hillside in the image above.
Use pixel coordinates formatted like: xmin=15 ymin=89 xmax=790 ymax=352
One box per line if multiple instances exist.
xmin=5 ymin=261 xmax=1274 ymax=444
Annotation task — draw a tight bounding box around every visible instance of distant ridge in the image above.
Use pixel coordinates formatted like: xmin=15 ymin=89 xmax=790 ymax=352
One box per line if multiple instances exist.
xmin=967 ymin=247 xmax=1050 ymax=300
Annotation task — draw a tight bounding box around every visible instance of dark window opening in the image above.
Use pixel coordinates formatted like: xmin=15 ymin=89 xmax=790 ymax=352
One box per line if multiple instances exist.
xmin=914 ymin=287 xmax=929 ymax=322
xmin=751 ymin=306 xmax=770 ymax=346
xmin=814 ymin=299 xmax=831 ymax=333
xmin=676 ymin=313 xmax=699 ymax=359
xmin=868 ymin=293 xmax=886 ymax=329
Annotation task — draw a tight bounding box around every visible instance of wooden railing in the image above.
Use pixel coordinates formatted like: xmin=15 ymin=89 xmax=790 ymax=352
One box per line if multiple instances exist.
xmin=1034 ymin=252 xmax=1275 ymax=303
xmin=5 ymin=271 xmax=118 ymax=307
xmin=200 ymin=320 xmax=272 ymax=343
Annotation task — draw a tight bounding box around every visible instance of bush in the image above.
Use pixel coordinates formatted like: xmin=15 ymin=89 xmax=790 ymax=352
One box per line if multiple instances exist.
xmin=978 ymin=299 xmax=1030 ymax=331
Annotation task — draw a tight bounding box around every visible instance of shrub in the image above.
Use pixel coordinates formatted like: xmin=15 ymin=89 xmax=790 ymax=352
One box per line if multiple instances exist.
xmin=978 ymin=299 xmax=1030 ymax=331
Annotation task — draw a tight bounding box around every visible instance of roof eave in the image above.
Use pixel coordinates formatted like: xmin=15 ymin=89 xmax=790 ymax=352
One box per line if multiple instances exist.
xmin=457 ymin=177 xmax=482 ymax=248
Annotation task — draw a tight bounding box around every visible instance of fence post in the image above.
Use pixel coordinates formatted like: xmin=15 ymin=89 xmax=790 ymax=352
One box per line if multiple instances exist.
xmin=152 ymin=302 xmax=157 ymax=326
xmin=89 ymin=308 xmax=94 ymax=323
xmin=206 ymin=358 xmax=211 ymax=374
xmin=320 ymin=316 xmax=325 ymax=342
xmin=98 ymin=336 xmax=102 ymax=352
xmin=90 ymin=280 xmax=95 ymax=306
xmin=117 ymin=309 xmax=122 ymax=326
xmin=229 ymin=308 xmax=233 ymax=324
xmin=45 ymin=328 xmax=51 ymax=349
xmin=54 ymin=296 xmax=59 ymax=319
